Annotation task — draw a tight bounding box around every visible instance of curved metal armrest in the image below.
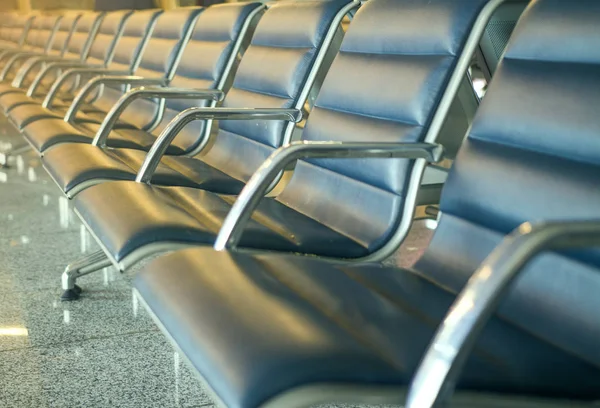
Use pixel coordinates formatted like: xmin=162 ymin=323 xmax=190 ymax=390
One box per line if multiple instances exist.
xmin=0 ymin=51 xmax=42 ymax=79
xmin=27 ymin=62 xmax=100 ymax=97
xmin=64 ymin=76 xmax=168 ymax=123
xmin=135 ymin=107 xmax=303 ymax=183
xmin=213 ymin=141 xmax=444 ymax=250
xmin=12 ymin=55 xmax=67 ymax=87
xmin=92 ymin=87 xmax=227 ymax=148
xmin=42 ymin=68 xmax=130 ymax=109
xmin=405 ymin=220 xmax=600 ymax=408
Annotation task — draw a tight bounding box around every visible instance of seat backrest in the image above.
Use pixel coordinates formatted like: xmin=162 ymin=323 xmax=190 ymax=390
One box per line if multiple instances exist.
xmin=199 ymin=0 xmax=357 ymax=182
xmin=84 ymin=10 xmax=133 ymax=67
xmin=92 ymin=8 xmax=202 ymax=130
xmin=416 ymin=0 xmax=600 ymax=369
xmin=47 ymin=12 xmax=82 ymax=57
xmin=272 ymin=0 xmax=491 ymax=257
xmin=150 ymin=2 xmax=266 ymax=151
xmin=16 ymin=15 xmax=35 ymax=48
xmin=61 ymin=12 xmax=105 ymax=62
xmin=105 ymin=9 xmax=163 ymax=74
xmin=20 ymin=14 xmax=61 ymax=53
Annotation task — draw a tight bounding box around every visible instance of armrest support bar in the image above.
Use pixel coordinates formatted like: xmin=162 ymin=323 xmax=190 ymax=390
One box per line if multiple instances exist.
xmin=12 ymin=55 xmax=67 ymax=87
xmin=135 ymin=107 xmax=303 ymax=183
xmin=92 ymin=87 xmax=226 ymax=148
xmin=43 ymin=68 xmax=130 ymax=109
xmin=64 ymin=76 xmax=168 ymax=123
xmin=213 ymin=141 xmax=444 ymax=250
xmin=405 ymin=220 xmax=600 ymax=408
xmin=0 ymin=51 xmax=42 ymax=79
xmin=27 ymin=62 xmax=102 ymax=97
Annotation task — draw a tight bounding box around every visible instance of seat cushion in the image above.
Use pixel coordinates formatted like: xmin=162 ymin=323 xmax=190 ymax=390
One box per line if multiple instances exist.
xmin=73 ymin=181 xmax=369 ymax=263
xmin=135 ymin=248 xmax=600 ymax=408
xmin=0 ymin=91 xmax=36 ymax=113
xmin=22 ymin=117 xmax=148 ymax=153
xmin=42 ymin=144 xmax=243 ymax=195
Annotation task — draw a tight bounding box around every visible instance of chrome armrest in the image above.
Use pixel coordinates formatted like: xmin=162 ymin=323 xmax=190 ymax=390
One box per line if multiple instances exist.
xmin=64 ymin=76 xmax=168 ymax=123
xmin=27 ymin=62 xmax=101 ymax=97
xmin=0 ymin=51 xmax=42 ymax=79
xmin=135 ymin=107 xmax=303 ymax=183
xmin=212 ymin=141 xmax=443 ymax=250
xmin=12 ymin=55 xmax=67 ymax=87
xmin=405 ymin=220 xmax=600 ymax=408
xmin=91 ymin=87 xmax=226 ymax=148
xmin=42 ymin=68 xmax=130 ymax=109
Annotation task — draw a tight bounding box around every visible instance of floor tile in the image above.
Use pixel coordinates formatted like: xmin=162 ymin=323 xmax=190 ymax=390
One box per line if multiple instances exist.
xmin=0 ymin=331 xmax=215 ymax=408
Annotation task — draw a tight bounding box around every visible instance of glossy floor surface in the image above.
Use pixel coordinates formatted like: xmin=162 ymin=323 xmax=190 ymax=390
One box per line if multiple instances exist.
xmin=0 ymin=115 xmax=433 ymax=408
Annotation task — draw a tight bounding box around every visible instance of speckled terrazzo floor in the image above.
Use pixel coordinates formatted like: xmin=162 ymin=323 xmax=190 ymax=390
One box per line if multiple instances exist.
xmin=0 ymin=114 xmax=433 ymax=408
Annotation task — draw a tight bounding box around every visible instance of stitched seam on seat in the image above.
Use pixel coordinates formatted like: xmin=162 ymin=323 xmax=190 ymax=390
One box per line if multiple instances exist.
xmin=468 ymin=132 xmax=600 ymax=170
xmin=339 ymin=48 xmax=456 ymax=58
xmin=258 ymin=258 xmax=407 ymax=371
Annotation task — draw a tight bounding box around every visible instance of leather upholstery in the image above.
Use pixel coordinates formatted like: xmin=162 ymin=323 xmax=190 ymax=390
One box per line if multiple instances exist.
xmin=416 ymin=0 xmax=600 ymax=372
xmin=41 ymin=2 xmax=265 ymax=192
xmin=135 ymin=248 xmax=600 ymax=408
xmin=133 ymin=2 xmax=600 ymax=406
xmin=75 ymin=181 xmax=368 ymax=262
xmin=15 ymin=9 xmax=201 ymax=147
xmin=72 ymin=0 xmax=488 ymax=264
xmin=201 ymin=0 xmax=353 ymax=184
xmin=44 ymin=0 xmax=350 ymax=195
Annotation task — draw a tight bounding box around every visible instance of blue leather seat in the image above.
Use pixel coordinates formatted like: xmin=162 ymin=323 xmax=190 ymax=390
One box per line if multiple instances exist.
xmin=4 ymin=10 xmax=136 ymax=128
xmin=35 ymin=2 xmax=264 ymax=169
xmin=72 ymin=0 xmax=489 ymax=267
xmin=134 ymin=1 xmax=600 ymax=407
xmin=40 ymin=0 xmax=351 ymax=196
xmin=14 ymin=9 xmax=204 ymax=152
xmin=0 ymin=13 xmax=84 ymax=84
xmin=0 ymin=12 xmax=103 ymax=95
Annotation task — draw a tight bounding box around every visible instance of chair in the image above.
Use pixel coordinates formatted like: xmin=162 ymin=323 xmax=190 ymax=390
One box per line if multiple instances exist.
xmin=4 ymin=10 xmax=135 ymax=128
xmin=62 ymin=0 xmax=493 ymax=300
xmin=134 ymin=1 xmax=600 ymax=407
xmin=39 ymin=0 xmax=351 ymax=197
xmin=25 ymin=3 xmax=264 ymax=161
xmin=0 ymin=12 xmax=104 ymax=95
xmin=0 ymin=12 xmax=83 ymax=83
xmin=0 ymin=14 xmax=62 ymax=77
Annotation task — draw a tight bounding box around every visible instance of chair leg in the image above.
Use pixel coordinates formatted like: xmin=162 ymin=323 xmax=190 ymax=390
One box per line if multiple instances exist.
xmin=0 ymin=144 xmax=32 ymax=167
xmin=61 ymin=250 xmax=113 ymax=301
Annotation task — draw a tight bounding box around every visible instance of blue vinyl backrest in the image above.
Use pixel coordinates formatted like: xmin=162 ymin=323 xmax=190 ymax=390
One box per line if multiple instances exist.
xmin=274 ymin=0 xmax=488 ymax=252
xmin=62 ymin=12 xmax=105 ymax=61
xmin=94 ymin=8 xmax=201 ymax=132
xmin=85 ymin=10 xmax=133 ymax=67
xmin=48 ymin=13 xmax=82 ymax=56
xmin=155 ymin=2 xmax=265 ymax=151
xmin=200 ymin=0 xmax=353 ymax=183
xmin=416 ymin=0 xmax=600 ymax=369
